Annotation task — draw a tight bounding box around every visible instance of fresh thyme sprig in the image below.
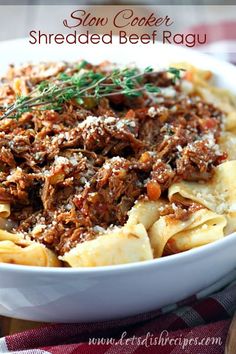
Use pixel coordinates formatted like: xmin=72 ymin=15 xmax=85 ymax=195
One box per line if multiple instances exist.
xmin=0 ymin=65 xmax=182 ymax=119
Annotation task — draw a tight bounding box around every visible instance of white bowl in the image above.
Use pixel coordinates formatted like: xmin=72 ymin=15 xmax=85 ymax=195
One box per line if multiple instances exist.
xmin=0 ymin=39 xmax=236 ymax=323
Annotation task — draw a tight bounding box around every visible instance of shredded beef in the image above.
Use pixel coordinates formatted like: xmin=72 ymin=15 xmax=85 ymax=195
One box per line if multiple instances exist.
xmin=0 ymin=61 xmax=227 ymax=255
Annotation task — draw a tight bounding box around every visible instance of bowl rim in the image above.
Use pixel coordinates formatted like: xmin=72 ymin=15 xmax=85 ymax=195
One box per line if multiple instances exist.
xmin=0 ymin=39 xmax=236 ymax=274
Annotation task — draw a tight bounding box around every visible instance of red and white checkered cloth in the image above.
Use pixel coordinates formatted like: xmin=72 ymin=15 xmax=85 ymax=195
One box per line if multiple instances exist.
xmin=0 ymin=269 xmax=236 ymax=354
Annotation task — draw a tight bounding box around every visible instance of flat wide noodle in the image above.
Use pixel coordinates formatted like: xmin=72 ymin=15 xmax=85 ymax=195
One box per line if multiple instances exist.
xmin=219 ymin=132 xmax=236 ymax=161
xmin=61 ymin=224 xmax=153 ymax=267
xmin=0 ymin=203 xmax=10 ymax=218
xmin=149 ymin=209 xmax=226 ymax=258
xmin=126 ymin=199 xmax=166 ymax=230
xmin=169 ymin=161 xmax=236 ymax=234
xmin=198 ymin=86 xmax=236 ymax=128
xmin=0 ymin=230 xmax=61 ymax=267
xmin=174 ymin=62 xmax=236 ymax=126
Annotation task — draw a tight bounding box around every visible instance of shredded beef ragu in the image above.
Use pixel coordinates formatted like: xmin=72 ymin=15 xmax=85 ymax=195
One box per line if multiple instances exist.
xmin=0 ymin=62 xmax=226 ymax=255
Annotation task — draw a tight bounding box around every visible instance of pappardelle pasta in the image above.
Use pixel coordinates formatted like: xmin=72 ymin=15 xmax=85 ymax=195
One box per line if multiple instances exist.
xmin=0 ymin=60 xmax=235 ymax=267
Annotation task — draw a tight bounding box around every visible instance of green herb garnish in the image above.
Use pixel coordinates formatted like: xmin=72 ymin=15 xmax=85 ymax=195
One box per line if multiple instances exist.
xmin=168 ymin=67 xmax=184 ymax=82
xmin=0 ymin=65 xmax=182 ymax=119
